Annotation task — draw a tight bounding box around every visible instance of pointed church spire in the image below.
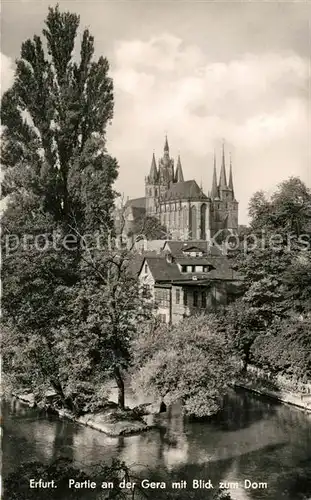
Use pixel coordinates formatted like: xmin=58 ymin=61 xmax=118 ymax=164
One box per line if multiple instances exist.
xmin=164 ymin=135 xmax=169 ymax=153
xmin=228 ymin=152 xmax=235 ymax=198
xmin=211 ymin=151 xmax=219 ymax=199
xmin=219 ymin=140 xmax=227 ymax=188
xmin=175 ymin=154 xmax=184 ymax=182
xmin=148 ymin=152 xmax=158 ymax=182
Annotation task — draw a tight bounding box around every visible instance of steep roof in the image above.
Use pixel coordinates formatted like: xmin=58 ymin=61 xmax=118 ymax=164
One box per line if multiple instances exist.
xmin=139 ymin=253 xmax=242 ymax=283
xmin=142 ymin=256 xmax=181 ymax=281
xmin=125 ymin=197 xmax=146 ymax=209
xmin=162 ymin=180 xmax=208 ymax=201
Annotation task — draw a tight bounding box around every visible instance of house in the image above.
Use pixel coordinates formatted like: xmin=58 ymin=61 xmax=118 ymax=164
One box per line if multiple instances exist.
xmin=137 ymin=240 xmax=243 ymax=324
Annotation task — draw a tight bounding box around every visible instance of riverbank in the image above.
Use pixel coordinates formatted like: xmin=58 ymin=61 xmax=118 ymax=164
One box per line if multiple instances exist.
xmin=12 ymin=392 xmax=157 ymax=437
xmin=236 ymin=369 xmax=311 ymax=413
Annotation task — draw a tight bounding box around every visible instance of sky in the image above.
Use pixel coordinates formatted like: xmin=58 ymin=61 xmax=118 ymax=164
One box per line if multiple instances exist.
xmin=1 ymin=0 xmax=311 ymax=224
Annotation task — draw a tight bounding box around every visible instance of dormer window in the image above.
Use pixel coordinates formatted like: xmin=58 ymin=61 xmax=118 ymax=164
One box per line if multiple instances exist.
xmin=181 ymin=265 xmax=187 ymax=273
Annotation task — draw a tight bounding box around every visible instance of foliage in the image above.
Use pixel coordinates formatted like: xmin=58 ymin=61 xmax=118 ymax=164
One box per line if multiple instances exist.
xmin=227 ymin=177 xmax=311 ymax=377
xmin=251 ymin=315 xmax=311 ymax=380
xmin=219 ymin=300 xmax=265 ymax=371
xmin=59 ymin=246 xmax=153 ymax=409
xmin=131 ymin=315 xmax=237 ymax=417
xmin=1 ymin=5 xmax=117 ymax=230
xmin=129 ymin=214 xmax=168 ymax=240
xmin=233 ymin=178 xmax=311 ymax=317
xmin=1 ymin=6 xmax=146 ymax=413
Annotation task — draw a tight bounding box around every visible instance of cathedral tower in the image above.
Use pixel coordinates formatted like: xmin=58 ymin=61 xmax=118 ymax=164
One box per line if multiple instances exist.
xmin=158 ymin=136 xmax=175 ymax=195
xmin=210 ymin=143 xmax=238 ymax=235
xmin=145 ymin=152 xmax=159 ymax=215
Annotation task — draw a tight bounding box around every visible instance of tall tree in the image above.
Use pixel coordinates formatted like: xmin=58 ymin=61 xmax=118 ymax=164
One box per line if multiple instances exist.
xmin=1 ymin=6 xmax=130 ymax=411
xmin=234 ymin=177 xmax=311 ymax=321
xmin=1 ymin=5 xmax=117 ymax=231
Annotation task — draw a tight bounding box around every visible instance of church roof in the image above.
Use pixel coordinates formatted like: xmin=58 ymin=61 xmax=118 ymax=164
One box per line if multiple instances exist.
xmin=125 ymin=197 xmax=146 ymax=209
xmin=162 ymin=180 xmax=208 ymax=201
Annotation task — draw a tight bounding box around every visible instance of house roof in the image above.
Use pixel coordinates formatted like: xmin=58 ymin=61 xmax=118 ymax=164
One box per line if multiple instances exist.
xmin=143 ymin=256 xmax=182 ymax=281
xmin=162 ymin=180 xmax=208 ymax=201
xmin=163 ymin=240 xmax=223 ymax=257
xmin=139 ymin=253 xmax=243 ymax=283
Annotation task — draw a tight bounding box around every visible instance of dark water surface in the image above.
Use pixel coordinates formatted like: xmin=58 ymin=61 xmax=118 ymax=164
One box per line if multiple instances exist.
xmin=3 ymin=389 xmax=311 ymax=500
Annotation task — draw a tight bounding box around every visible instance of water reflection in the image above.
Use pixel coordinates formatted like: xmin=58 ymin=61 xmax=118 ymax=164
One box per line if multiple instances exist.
xmin=3 ymin=390 xmax=311 ymax=500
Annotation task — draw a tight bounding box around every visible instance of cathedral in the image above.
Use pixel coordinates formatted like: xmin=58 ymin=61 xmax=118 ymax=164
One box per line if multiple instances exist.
xmin=122 ymin=137 xmax=239 ymax=241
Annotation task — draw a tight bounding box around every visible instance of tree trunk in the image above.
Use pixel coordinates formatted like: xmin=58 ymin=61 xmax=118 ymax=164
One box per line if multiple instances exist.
xmin=50 ymin=379 xmax=74 ymax=412
xmin=114 ymin=366 xmax=125 ymax=409
xmin=242 ymin=347 xmax=251 ymax=373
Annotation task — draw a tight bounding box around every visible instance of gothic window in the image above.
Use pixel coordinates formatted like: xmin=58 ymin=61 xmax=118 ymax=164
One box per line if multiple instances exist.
xmin=183 ymin=206 xmax=188 ymax=227
xmin=200 ymin=204 xmax=207 ymax=240
xmin=190 ymin=205 xmax=197 ymax=240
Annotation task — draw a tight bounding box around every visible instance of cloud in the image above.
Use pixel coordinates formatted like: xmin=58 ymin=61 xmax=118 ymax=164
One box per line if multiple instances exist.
xmin=1 ymin=53 xmax=15 ymax=96
xmin=108 ymin=34 xmax=309 ymax=223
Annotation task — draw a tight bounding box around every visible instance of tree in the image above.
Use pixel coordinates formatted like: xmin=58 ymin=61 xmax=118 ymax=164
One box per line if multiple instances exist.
xmin=61 ymin=244 xmax=153 ymax=410
xmin=1 ymin=5 xmax=117 ymax=230
xmin=131 ymin=315 xmax=237 ymax=418
xmin=1 ymin=6 xmax=141 ymax=412
xmin=252 ymin=315 xmax=311 ymax=380
xmin=219 ymin=301 xmax=264 ymax=372
xmin=234 ymin=178 xmax=311 ymax=321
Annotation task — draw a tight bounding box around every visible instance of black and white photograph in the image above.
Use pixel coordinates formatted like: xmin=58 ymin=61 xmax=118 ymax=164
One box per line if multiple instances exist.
xmin=1 ymin=0 xmax=311 ymax=499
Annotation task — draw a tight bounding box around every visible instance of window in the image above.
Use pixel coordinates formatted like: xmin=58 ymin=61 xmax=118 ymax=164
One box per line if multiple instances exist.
xmin=155 ymin=288 xmax=170 ymax=307
xmin=142 ymin=285 xmax=150 ymax=298
xmin=193 ymin=290 xmax=198 ymax=307
xmin=159 ymin=314 xmax=167 ymax=323
xmin=201 ymin=291 xmax=207 ymax=308
xmin=181 ymin=265 xmax=187 ymax=273
xmin=144 ymin=264 xmax=148 ymax=274
xmin=203 ymin=265 xmax=208 ymax=272
xmin=176 ymin=289 xmax=180 ymax=304
xmin=183 ymin=290 xmax=188 ymax=306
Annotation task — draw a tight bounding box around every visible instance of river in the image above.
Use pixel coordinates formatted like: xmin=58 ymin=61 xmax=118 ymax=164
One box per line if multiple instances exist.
xmin=3 ymin=389 xmax=311 ymax=500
